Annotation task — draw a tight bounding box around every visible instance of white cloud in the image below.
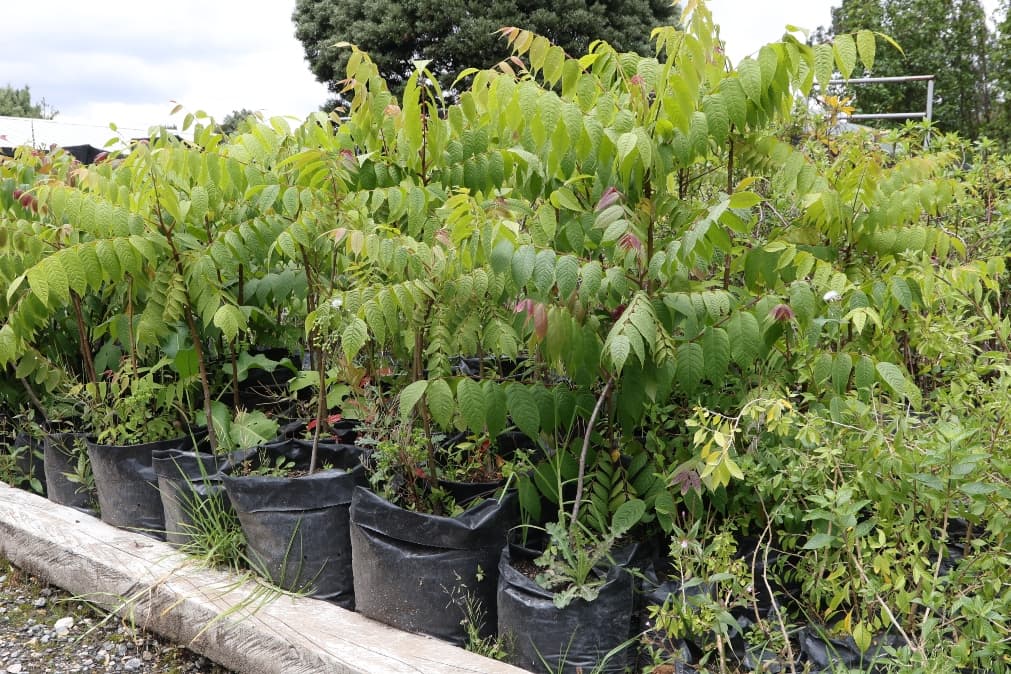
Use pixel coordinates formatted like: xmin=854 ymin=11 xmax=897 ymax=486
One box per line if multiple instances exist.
xmin=3 ymin=0 xmax=1005 ymax=131
xmin=4 ymin=0 xmax=328 ymax=129
xmin=709 ymin=0 xmax=835 ymax=63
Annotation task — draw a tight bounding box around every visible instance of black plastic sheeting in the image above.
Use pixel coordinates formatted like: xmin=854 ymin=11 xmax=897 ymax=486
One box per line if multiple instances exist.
xmin=43 ymin=432 xmax=95 ymax=513
xmin=496 ymin=543 xmax=635 ymax=673
xmin=799 ymin=628 xmax=904 ymax=672
xmin=221 ymin=439 xmax=365 ymax=608
xmin=637 ymin=553 xmax=913 ymax=673
xmin=86 ymin=433 xmax=202 ymax=540
xmin=640 ymin=556 xmax=807 ymax=672
xmin=636 ymin=565 xmax=709 ymax=671
xmin=350 ymin=486 xmax=517 ymax=646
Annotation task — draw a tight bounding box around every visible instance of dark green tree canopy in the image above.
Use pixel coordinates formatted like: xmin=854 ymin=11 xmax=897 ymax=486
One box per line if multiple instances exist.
xmin=0 ymin=84 xmax=57 ymax=119
xmin=989 ymin=5 xmax=1011 ymax=141
xmin=218 ymin=108 xmax=257 ymax=135
xmin=293 ymin=0 xmax=676 ymax=99
xmin=829 ymin=0 xmax=990 ymax=139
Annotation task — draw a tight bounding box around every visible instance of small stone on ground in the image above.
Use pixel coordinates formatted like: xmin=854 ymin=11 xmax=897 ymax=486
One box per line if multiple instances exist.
xmin=0 ymin=558 xmax=230 ymax=673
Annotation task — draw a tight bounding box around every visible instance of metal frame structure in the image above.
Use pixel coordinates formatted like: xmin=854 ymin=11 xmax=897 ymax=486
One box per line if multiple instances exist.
xmin=828 ymin=74 xmax=935 ymax=144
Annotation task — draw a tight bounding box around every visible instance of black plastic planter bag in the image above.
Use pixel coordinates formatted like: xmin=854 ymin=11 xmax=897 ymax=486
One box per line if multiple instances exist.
xmin=433 ymin=430 xmax=531 ymax=504
xmin=221 ymin=440 xmax=365 ymax=608
xmin=637 ymin=565 xmax=705 ymax=669
xmin=87 ymin=434 xmax=200 ymax=539
xmin=152 ymin=447 xmax=251 ymax=548
xmin=638 ymin=561 xmax=794 ymax=672
xmin=497 ymin=545 xmax=635 ymax=674
xmin=274 ymin=418 xmax=360 ymax=445
xmin=12 ymin=431 xmax=45 ymax=494
xmin=236 ymin=356 xmax=296 ymax=412
xmin=438 ymin=477 xmax=505 ymax=504
xmin=43 ymin=432 xmax=95 ymax=513
xmin=799 ymin=627 xmax=902 ymax=671
xmin=350 ymin=486 xmax=517 ymax=646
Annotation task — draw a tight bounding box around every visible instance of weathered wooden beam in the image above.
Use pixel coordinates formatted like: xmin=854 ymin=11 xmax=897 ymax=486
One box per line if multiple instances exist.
xmin=0 ymin=482 xmax=524 ymax=674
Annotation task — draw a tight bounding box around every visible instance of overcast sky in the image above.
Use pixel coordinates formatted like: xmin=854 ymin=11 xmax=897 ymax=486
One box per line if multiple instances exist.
xmin=1 ymin=0 xmax=1003 ymax=132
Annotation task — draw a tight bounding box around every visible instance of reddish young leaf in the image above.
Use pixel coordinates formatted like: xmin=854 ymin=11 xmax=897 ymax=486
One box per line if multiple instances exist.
xmin=596 ymin=186 xmax=623 ymax=212
xmin=533 ymin=302 xmax=548 ymax=339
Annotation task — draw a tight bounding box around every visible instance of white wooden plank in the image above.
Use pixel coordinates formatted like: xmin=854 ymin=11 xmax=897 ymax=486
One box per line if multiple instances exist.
xmin=0 ymin=482 xmax=524 ymax=674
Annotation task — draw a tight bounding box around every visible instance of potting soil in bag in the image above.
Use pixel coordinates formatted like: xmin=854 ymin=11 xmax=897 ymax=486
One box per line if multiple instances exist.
xmin=497 ymin=544 xmax=635 ymax=674
xmin=349 ymin=486 xmax=517 ymax=646
xmin=221 ymin=439 xmax=365 ymax=609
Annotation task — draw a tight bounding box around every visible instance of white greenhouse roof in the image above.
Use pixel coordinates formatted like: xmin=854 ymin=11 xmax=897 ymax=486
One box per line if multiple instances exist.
xmin=0 ymin=115 xmax=164 ymax=151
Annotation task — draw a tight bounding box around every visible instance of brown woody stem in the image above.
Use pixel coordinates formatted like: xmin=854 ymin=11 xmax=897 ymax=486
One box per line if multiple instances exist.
xmin=150 ymin=171 xmax=218 ymax=454
xmin=70 ymin=291 xmax=98 ymax=386
xmin=570 ymin=376 xmax=615 ymax=532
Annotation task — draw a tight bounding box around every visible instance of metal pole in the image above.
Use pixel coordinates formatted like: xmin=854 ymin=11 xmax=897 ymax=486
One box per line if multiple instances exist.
xmin=925 ymin=80 xmax=935 ymax=123
xmin=925 ymin=79 xmax=934 ymax=148
xmin=826 ymin=74 xmax=936 ymax=147
xmin=828 ymin=75 xmax=935 ymax=85
xmin=846 ymin=112 xmax=930 ymax=120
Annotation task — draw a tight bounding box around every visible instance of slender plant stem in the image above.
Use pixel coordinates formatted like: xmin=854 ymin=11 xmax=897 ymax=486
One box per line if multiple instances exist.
xmin=230 ymin=341 xmax=241 ymax=411
xmin=570 ymin=376 xmax=614 ymax=531
xmin=70 ymin=291 xmax=98 ymax=386
xmin=298 ymin=245 xmax=323 ymax=475
xmin=230 ymin=264 xmax=245 ymax=411
xmin=757 ymin=500 xmax=798 ymax=674
xmin=19 ymin=377 xmax=46 ymax=419
xmin=183 ymin=308 xmax=217 ymax=452
xmin=149 ymin=171 xmax=218 ymax=453
xmin=723 ymin=133 xmax=735 ymax=291
xmin=415 ymin=320 xmax=440 ymax=495
xmin=126 ymin=279 xmax=138 ymax=377
xmin=644 ymin=179 xmax=654 ymax=294
xmin=845 ymin=543 xmax=923 ymax=662
xmin=309 ymin=342 xmax=326 ymax=475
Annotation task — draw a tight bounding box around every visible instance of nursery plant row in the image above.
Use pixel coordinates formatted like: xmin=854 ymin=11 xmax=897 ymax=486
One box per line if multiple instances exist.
xmin=2 ymin=4 xmax=1010 ymax=672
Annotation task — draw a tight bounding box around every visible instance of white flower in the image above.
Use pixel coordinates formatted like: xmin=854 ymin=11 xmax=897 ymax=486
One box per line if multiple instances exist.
xmin=330 ymin=297 xmax=343 ymax=310
xmin=822 ymin=290 xmax=842 ymax=303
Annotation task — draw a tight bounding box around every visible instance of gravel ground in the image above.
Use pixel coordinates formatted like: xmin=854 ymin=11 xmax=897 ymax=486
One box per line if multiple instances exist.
xmin=0 ymin=559 xmax=231 ymax=674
